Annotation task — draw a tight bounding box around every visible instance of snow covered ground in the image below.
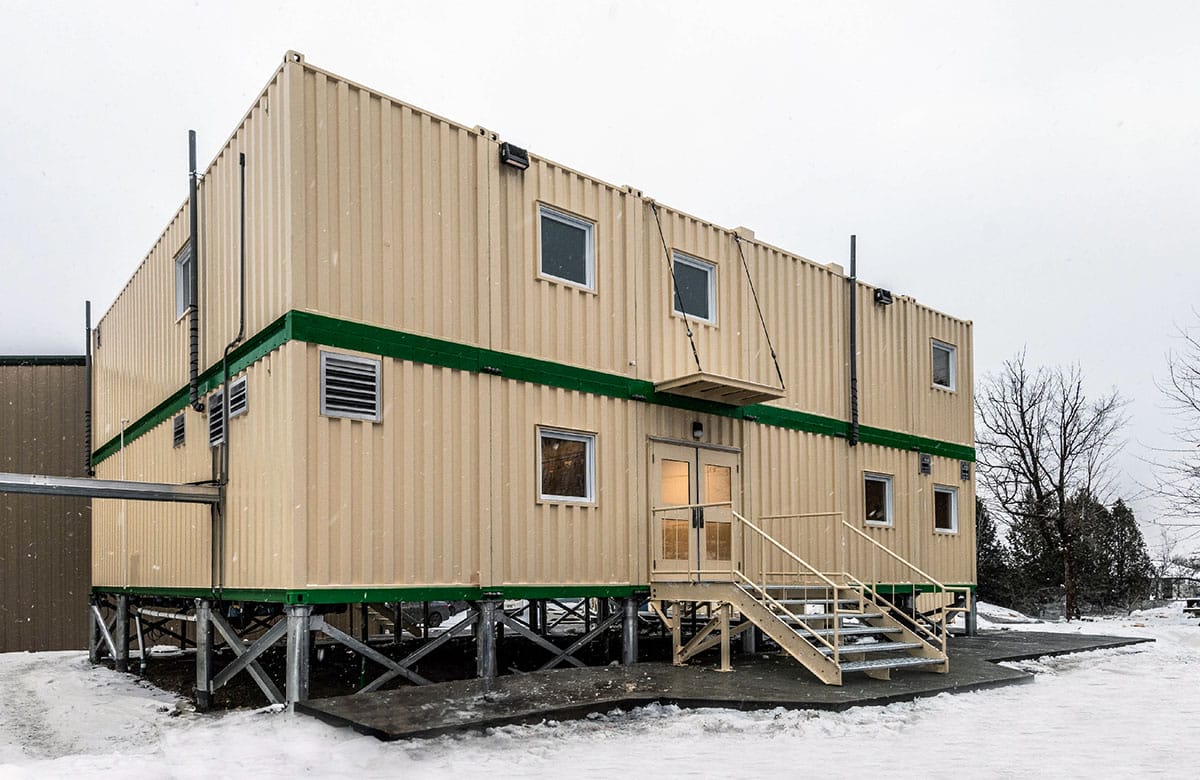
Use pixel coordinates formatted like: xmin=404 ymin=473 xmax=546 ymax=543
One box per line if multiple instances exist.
xmin=1 ymin=603 xmax=1197 ymax=779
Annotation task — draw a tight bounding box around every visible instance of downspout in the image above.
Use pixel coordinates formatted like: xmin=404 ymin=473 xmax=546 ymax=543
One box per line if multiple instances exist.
xmin=85 ymin=300 xmax=94 ymax=476
xmin=215 ymin=151 xmax=248 ymax=595
xmin=188 ymin=130 xmax=204 ymax=413
xmin=848 ymin=235 xmax=859 ymax=446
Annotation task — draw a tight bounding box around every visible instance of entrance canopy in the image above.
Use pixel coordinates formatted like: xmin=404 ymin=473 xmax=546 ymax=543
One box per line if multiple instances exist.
xmin=654 ymin=372 xmax=785 ymax=407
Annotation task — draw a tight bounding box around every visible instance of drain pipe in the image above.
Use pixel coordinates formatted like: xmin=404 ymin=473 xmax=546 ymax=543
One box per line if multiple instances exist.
xmin=215 ymin=151 xmax=248 ymax=595
xmin=84 ymin=300 xmax=94 ymax=476
xmin=848 ymin=235 xmax=859 ymax=446
xmin=188 ymin=130 xmax=204 ymax=413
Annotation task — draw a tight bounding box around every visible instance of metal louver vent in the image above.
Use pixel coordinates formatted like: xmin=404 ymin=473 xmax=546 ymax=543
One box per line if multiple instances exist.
xmin=172 ymin=414 xmax=186 ymax=448
xmin=208 ymin=389 xmax=225 ymax=447
xmin=228 ymin=376 xmax=248 ymax=418
xmin=320 ymin=351 xmax=381 ymax=421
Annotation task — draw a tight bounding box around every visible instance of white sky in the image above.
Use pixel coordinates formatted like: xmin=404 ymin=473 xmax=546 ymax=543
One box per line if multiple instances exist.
xmin=1 ymin=1 xmax=1198 ymax=535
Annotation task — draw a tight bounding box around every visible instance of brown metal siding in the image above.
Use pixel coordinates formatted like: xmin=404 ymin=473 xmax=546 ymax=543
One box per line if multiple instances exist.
xmin=0 ymin=363 xmax=90 ymax=651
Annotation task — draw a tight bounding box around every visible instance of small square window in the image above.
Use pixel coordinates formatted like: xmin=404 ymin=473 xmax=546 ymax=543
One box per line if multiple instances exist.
xmin=672 ymin=252 xmax=716 ymax=323
xmin=932 ymin=340 xmax=956 ymax=390
xmin=934 ymin=485 xmax=958 ymax=533
xmin=539 ymin=205 xmax=595 ymax=288
xmin=864 ymin=472 xmax=893 ymax=526
xmin=539 ymin=427 xmax=596 ymax=503
xmin=175 ymin=244 xmax=194 ymax=319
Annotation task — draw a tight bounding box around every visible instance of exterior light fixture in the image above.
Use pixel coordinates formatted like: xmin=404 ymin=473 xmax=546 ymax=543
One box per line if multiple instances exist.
xmin=874 ymin=288 xmax=894 ymax=306
xmin=692 ymin=421 xmax=704 ymax=440
xmin=499 ymin=142 xmax=529 ymax=170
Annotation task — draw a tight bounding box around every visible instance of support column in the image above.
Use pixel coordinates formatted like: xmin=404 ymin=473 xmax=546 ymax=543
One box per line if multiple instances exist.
xmin=622 ymin=597 xmax=638 ymax=666
xmin=965 ymin=591 xmax=978 ymax=636
xmin=741 ymin=623 xmax=758 ymax=655
xmin=286 ymin=604 xmax=313 ymax=708
xmin=475 ymin=600 xmax=499 ymax=683
xmin=718 ymin=603 xmax=731 ymax=673
xmin=88 ymin=599 xmax=100 ymax=664
xmin=114 ymin=594 xmax=129 ymax=673
xmin=195 ymin=599 xmax=213 ymax=711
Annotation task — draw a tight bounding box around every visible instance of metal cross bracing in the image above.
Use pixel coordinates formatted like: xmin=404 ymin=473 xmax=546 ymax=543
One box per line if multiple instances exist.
xmin=87 ymin=594 xmax=646 ymax=709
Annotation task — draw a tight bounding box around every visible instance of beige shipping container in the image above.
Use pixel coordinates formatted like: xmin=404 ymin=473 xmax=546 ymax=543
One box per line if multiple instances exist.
xmin=90 ymin=53 xmax=976 ymax=606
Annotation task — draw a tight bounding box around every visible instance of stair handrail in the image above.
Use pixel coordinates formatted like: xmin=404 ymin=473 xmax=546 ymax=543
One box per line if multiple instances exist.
xmin=840 ymin=520 xmax=971 ymax=645
xmin=733 ymin=510 xmax=846 ymax=661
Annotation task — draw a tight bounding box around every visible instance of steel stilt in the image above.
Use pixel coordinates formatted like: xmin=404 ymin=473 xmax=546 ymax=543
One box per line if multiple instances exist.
xmin=285 ymin=604 xmax=313 ymax=708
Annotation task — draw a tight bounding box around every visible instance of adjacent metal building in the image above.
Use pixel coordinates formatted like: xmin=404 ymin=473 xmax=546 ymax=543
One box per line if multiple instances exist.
xmin=88 ymin=52 xmax=976 ymax=696
xmin=1 ymin=357 xmax=90 ymax=652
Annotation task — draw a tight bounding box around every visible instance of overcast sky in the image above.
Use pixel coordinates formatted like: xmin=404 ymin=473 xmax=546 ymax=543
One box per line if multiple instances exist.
xmin=2 ymin=1 xmax=1198 ymax=541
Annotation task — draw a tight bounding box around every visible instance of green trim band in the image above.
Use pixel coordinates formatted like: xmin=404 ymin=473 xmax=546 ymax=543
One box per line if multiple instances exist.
xmin=94 ymin=584 xmax=650 ymax=605
xmin=0 ymin=355 xmax=86 ymax=366
xmin=92 ymin=310 xmax=976 ymax=466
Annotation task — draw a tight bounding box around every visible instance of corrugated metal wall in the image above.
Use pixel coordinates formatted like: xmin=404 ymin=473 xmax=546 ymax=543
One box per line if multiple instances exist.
xmin=93 ymin=60 xmax=295 ymax=450
xmin=0 ymin=363 xmax=90 ymax=651
xmin=90 ymin=55 xmax=976 ymax=596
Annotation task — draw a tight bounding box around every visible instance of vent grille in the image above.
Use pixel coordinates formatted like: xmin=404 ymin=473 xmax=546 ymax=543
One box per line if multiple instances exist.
xmin=208 ymin=376 xmax=248 ymax=448
xmin=321 ymin=352 xmax=381 ymax=421
xmin=208 ymin=390 xmax=225 ymax=447
xmin=172 ymin=414 xmax=185 ymax=448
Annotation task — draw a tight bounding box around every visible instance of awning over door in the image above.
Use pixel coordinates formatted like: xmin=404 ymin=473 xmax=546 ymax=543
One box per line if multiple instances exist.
xmin=654 ymin=372 xmax=785 ymax=407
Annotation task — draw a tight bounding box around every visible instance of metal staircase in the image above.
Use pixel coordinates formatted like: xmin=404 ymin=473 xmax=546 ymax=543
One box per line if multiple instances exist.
xmin=649 ymin=509 xmax=971 ymax=685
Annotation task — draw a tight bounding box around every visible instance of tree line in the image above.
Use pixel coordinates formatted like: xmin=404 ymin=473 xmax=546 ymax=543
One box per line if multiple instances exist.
xmin=973 ymin=326 xmax=1200 ymax=617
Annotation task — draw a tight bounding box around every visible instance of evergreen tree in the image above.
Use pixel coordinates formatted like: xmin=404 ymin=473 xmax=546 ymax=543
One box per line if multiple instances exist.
xmin=975 ymin=498 xmax=1014 ymax=605
xmin=1087 ymin=499 xmax=1153 ymax=610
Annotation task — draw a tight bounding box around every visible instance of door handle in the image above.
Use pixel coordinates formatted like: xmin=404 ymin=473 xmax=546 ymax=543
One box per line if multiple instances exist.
xmin=691 ymin=506 xmax=705 ymax=528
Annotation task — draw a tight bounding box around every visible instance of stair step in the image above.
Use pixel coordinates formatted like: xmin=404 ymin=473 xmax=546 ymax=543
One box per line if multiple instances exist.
xmin=806 ymin=625 xmax=902 ymax=638
xmin=840 ymin=656 xmax=945 ymax=673
xmin=778 ymin=611 xmax=883 ymax=623
xmin=770 ymin=598 xmax=861 ymax=607
xmin=743 ymin=584 xmax=851 ymax=593
xmin=817 ymin=641 xmax=924 ymax=656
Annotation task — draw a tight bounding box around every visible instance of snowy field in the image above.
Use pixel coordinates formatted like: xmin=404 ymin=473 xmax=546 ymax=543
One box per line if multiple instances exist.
xmin=1 ymin=603 xmax=1197 ymax=779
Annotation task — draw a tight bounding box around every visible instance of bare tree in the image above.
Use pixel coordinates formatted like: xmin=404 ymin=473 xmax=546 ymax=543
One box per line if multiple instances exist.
xmin=976 ymin=352 xmax=1127 ymax=619
xmin=1151 ymin=321 xmax=1200 ymax=518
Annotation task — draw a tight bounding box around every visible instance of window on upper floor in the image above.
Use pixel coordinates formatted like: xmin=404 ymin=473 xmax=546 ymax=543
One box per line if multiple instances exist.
xmin=934 ymin=484 xmax=958 ymax=533
xmin=672 ymin=251 xmax=716 ymax=323
xmin=932 ymin=339 xmax=956 ymax=391
xmin=539 ymin=205 xmax=595 ymax=289
xmin=538 ymin=427 xmax=596 ymax=504
xmin=864 ymin=472 xmax=894 ymax=527
xmin=175 ymin=244 xmax=194 ymax=319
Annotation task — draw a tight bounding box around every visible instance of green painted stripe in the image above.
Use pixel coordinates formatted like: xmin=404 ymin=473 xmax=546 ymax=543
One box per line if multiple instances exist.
xmin=0 ymin=355 xmax=86 ymax=366
xmin=91 ymin=313 xmax=292 ymax=466
xmin=92 ymin=310 xmax=976 ymax=466
xmin=94 ymin=584 xmax=648 ymax=604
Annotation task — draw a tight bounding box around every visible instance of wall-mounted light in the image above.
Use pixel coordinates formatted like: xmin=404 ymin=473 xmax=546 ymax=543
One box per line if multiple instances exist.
xmin=692 ymin=421 xmax=704 ymax=441
xmin=874 ymin=288 xmax=894 ymax=306
xmin=499 ymin=142 xmax=529 ymax=170
xmin=919 ymin=453 xmax=932 ymax=475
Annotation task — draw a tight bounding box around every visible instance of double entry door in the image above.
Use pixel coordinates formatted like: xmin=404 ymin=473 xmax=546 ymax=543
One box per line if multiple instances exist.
xmin=650 ymin=441 xmax=740 ymax=582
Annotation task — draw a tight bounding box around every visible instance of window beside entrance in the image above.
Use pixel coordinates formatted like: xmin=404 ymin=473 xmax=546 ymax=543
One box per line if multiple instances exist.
xmin=671 ymin=251 xmax=716 ymax=323
xmin=934 ymin=485 xmax=958 ymax=533
xmin=864 ymin=472 xmax=893 ymax=526
xmin=538 ymin=427 xmax=596 ymax=503
xmin=932 ymin=339 xmax=956 ymax=391
xmin=539 ymin=204 xmax=595 ymax=289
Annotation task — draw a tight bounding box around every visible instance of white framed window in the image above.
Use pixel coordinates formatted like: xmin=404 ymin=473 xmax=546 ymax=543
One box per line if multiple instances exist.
xmin=320 ymin=351 xmax=382 ymax=422
xmin=538 ymin=427 xmax=596 ymax=504
xmin=864 ymin=472 xmax=894 ymax=526
xmin=934 ymin=484 xmax=958 ymax=533
xmin=539 ymin=204 xmax=595 ymax=289
xmin=671 ymin=251 xmax=717 ymax=323
xmin=932 ymin=339 xmax=956 ymax=391
xmin=175 ymin=244 xmax=194 ymax=319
